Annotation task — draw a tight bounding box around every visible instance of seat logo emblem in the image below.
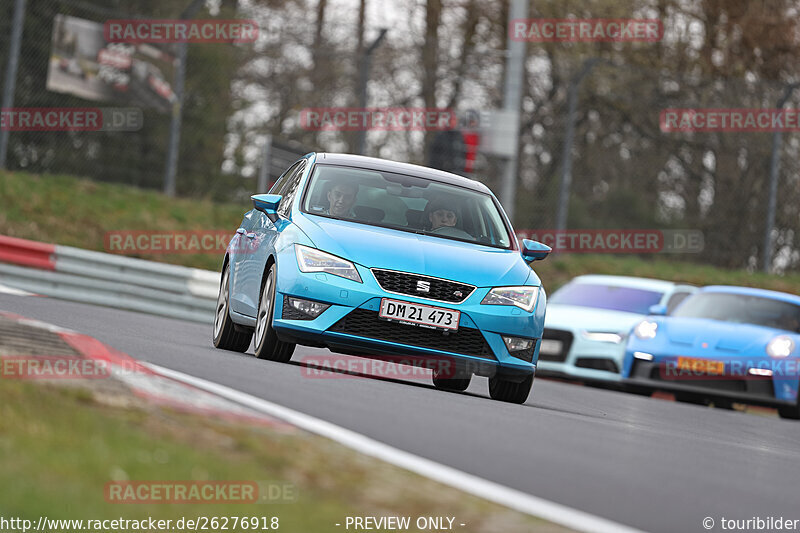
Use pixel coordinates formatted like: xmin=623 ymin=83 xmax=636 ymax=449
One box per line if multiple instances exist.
xmin=416 ymin=280 xmax=431 ymax=293
xmin=454 ymin=290 xmax=463 ymax=298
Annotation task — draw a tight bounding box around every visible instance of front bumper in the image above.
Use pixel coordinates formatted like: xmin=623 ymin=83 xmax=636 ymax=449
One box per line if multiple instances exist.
xmin=536 ymin=327 xmax=625 ymax=383
xmin=271 ymin=252 xmax=543 ymax=379
xmin=624 ymin=357 xmax=800 ymax=407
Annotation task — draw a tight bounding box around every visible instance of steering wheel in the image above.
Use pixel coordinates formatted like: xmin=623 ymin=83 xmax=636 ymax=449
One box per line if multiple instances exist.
xmin=431 ymin=226 xmax=473 ymax=239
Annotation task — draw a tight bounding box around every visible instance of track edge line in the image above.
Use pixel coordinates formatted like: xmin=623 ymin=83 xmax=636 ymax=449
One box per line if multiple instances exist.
xmin=144 ymin=362 xmax=645 ymax=533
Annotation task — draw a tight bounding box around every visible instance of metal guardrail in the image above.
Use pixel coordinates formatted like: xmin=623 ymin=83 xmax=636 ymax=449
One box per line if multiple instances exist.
xmin=0 ymin=236 xmax=220 ymax=323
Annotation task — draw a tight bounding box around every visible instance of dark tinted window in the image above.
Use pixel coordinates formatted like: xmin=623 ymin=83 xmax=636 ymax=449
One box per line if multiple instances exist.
xmin=673 ymin=292 xmax=800 ymax=332
xmin=269 ymin=160 xmax=303 ymax=195
xmin=301 ymin=164 xmax=511 ymax=249
xmin=549 ymin=283 xmax=664 ymax=314
xmin=277 ymin=162 xmax=306 ymax=217
xmin=666 ymin=291 xmax=692 ymax=314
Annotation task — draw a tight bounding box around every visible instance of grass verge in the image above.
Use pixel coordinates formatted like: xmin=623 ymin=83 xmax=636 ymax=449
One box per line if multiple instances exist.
xmin=0 ymin=170 xmax=244 ymax=271
xmin=0 ymin=378 xmax=570 ymax=533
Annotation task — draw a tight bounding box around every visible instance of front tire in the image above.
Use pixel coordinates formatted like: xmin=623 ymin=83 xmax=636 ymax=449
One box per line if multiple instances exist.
xmin=213 ymin=264 xmax=253 ymax=352
xmin=778 ymin=401 xmax=800 ymax=420
xmin=675 ymin=392 xmax=708 ymax=405
xmin=489 ymin=373 xmax=533 ymax=404
xmin=432 ymin=370 xmax=471 ymax=392
xmin=254 ymin=264 xmax=295 ymax=362
xmin=625 ymin=384 xmax=653 ymax=397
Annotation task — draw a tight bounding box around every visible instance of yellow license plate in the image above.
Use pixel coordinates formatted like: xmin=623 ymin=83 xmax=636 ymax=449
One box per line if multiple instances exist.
xmin=676 ymin=356 xmax=725 ymax=375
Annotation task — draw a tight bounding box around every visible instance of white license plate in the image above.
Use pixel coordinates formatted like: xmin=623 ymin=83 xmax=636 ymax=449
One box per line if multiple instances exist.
xmin=378 ymin=298 xmax=460 ymax=331
xmin=539 ymin=339 xmax=563 ymax=355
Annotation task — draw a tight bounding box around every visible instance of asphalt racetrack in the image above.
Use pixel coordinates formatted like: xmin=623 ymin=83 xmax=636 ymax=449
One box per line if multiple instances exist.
xmin=6 ymin=293 xmax=800 ymax=533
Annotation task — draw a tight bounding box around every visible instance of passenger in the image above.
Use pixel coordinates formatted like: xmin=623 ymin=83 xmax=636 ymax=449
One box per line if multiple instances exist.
xmin=326 ymin=182 xmax=358 ymax=218
xmin=426 ymin=198 xmax=458 ymax=231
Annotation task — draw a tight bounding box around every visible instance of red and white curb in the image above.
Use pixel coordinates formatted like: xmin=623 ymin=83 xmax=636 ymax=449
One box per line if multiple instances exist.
xmin=0 ymin=312 xmax=289 ymax=429
xmin=2 ymin=311 xmax=643 ymax=533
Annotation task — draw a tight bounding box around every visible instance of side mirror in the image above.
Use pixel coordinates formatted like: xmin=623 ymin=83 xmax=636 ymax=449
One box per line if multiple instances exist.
xmin=648 ymin=304 xmax=667 ymax=316
xmin=252 ymin=194 xmax=282 ymax=223
xmin=521 ymin=239 xmax=551 ymax=262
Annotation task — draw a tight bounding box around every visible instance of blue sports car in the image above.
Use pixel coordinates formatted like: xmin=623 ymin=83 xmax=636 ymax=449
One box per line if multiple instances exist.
xmin=213 ymin=153 xmax=551 ymax=403
xmin=622 ymin=285 xmax=800 ymax=418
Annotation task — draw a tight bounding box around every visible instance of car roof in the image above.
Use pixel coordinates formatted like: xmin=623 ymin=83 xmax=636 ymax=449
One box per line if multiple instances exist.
xmin=312 ymin=152 xmax=491 ymax=194
xmin=701 ymin=285 xmax=800 ymax=305
xmin=569 ymin=274 xmax=682 ymax=292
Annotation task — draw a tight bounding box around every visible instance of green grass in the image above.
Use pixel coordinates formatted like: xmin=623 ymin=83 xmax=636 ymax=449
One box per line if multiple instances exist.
xmin=0 ymin=170 xmax=246 ymax=271
xmin=534 ymin=254 xmax=800 ymax=294
xmin=2 ymin=169 xmax=799 ymax=294
xmin=0 ymin=379 xmax=566 ymax=532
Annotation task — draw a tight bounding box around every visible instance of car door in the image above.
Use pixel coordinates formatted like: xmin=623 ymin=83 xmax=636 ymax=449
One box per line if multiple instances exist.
xmin=232 ymin=160 xmax=307 ymax=317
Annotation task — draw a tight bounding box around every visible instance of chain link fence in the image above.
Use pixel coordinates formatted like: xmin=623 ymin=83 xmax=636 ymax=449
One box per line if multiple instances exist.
xmin=2 ymin=0 xmax=799 ymax=272
xmin=0 ymin=0 xmax=293 ymax=200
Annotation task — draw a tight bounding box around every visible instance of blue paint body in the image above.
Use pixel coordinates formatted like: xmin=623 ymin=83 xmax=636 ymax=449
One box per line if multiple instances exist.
xmin=224 ymin=153 xmax=549 ymax=379
xmin=622 ymin=285 xmax=800 ymax=406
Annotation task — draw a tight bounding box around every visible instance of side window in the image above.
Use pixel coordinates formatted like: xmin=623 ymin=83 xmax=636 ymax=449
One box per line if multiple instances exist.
xmin=269 ymin=161 xmax=302 ymax=195
xmin=277 ymin=162 xmax=306 ymax=217
xmin=666 ymin=291 xmax=692 ymax=314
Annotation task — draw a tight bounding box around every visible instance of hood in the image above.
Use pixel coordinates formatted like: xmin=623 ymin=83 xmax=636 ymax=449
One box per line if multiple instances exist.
xmin=293 ymin=214 xmax=533 ymax=287
xmin=661 ymin=317 xmax=788 ymax=353
xmin=545 ymin=304 xmax=644 ymax=333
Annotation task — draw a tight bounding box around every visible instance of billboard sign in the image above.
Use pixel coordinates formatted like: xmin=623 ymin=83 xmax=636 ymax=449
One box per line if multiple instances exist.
xmin=46 ymin=14 xmax=177 ymax=113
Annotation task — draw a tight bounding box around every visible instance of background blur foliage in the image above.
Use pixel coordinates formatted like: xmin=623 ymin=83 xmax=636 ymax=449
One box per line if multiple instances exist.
xmin=1 ymin=0 xmax=800 ymax=271
xmin=0 ymin=0 xmax=242 ymax=198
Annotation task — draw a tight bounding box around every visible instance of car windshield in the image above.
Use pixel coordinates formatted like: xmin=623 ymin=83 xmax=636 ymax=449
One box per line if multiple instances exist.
xmin=301 ymin=164 xmax=512 ymax=249
xmin=549 ymin=282 xmax=664 ymax=314
xmin=672 ymin=292 xmax=800 ymax=333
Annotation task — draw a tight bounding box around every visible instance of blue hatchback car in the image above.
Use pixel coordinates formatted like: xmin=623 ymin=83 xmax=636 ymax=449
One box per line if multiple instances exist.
xmin=213 ymin=153 xmax=551 ymax=403
xmin=622 ymin=285 xmax=800 ymax=418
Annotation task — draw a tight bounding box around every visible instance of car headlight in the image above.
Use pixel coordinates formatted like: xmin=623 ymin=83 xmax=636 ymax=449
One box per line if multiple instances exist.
xmin=481 ymin=286 xmax=538 ymax=312
xmin=581 ymin=331 xmax=625 ymax=344
xmin=295 ymin=245 xmax=362 ymax=283
xmin=766 ymin=335 xmax=795 ymax=359
xmin=634 ymin=320 xmax=658 ymax=340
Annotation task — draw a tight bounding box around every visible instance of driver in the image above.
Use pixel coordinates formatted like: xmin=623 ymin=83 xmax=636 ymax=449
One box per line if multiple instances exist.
xmin=426 ymin=198 xmax=458 ymax=231
xmin=326 ymin=182 xmax=358 ymax=218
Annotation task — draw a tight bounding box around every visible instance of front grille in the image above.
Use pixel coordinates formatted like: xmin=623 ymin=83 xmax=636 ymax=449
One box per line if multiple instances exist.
xmin=329 ymin=308 xmax=494 ymax=359
xmin=632 ymin=361 xmax=775 ymax=398
xmin=647 ymin=364 xmax=748 ymax=392
xmin=575 ymin=357 xmax=619 ymax=374
xmin=538 ymin=328 xmax=574 ymax=362
xmin=372 ymin=269 xmax=475 ymax=303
